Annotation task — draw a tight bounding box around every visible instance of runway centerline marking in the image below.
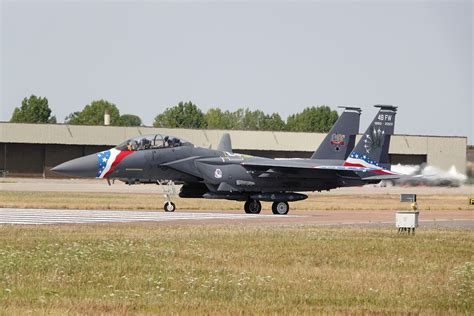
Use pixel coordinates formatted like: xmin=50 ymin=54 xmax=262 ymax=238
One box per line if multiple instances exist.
xmin=0 ymin=208 xmax=304 ymax=225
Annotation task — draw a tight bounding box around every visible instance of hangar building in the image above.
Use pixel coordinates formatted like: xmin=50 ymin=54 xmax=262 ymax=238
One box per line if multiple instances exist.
xmin=0 ymin=122 xmax=467 ymax=177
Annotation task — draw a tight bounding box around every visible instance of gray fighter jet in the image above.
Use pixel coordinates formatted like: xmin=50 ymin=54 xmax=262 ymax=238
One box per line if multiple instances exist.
xmin=53 ymin=105 xmax=399 ymax=214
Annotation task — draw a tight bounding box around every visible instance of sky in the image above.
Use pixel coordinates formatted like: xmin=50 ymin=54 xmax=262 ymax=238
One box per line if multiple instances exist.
xmin=1 ymin=0 xmax=472 ymax=143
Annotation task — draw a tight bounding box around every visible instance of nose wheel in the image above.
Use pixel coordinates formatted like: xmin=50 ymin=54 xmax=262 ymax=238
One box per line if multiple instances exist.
xmin=158 ymin=180 xmax=178 ymax=212
xmin=244 ymin=199 xmax=262 ymax=214
xmin=164 ymin=201 xmax=176 ymax=212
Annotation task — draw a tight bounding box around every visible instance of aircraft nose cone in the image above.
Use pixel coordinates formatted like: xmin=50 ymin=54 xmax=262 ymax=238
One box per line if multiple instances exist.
xmin=51 ymin=153 xmax=98 ymax=178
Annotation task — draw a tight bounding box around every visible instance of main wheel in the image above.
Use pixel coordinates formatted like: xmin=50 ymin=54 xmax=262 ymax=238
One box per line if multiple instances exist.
xmin=272 ymin=201 xmax=289 ymax=215
xmin=164 ymin=201 xmax=176 ymax=212
xmin=244 ymin=200 xmax=261 ymax=214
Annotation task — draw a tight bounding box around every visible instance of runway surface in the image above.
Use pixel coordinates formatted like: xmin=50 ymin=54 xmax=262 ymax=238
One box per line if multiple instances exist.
xmin=0 ymin=208 xmax=302 ymax=225
xmin=0 ymin=208 xmax=472 ymax=228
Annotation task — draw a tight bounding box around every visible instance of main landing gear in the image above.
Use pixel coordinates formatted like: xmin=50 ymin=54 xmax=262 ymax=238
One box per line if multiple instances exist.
xmin=243 ymin=200 xmax=290 ymax=215
xmin=244 ymin=199 xmax=262 ymax=214
xmin=272 ymin=201 xmax=289 ymax=215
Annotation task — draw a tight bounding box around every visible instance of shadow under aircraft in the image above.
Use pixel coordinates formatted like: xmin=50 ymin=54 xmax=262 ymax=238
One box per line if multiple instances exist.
xmin=53 ymin=105 xmax=400 ymax=214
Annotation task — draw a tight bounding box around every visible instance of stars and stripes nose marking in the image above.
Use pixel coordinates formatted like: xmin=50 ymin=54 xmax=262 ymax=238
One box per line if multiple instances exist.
xmin=97 ymin=150 xmax=112 ymax=177
xmin=96 ymin=149 xmax=134 ymax=178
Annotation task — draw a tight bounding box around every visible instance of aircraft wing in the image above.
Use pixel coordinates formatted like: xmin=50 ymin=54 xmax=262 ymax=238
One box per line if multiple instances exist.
xmin=241 ymin=160 xmax=400 ymax=179
xmin=241 ymin=160 xmax=376 ymax=177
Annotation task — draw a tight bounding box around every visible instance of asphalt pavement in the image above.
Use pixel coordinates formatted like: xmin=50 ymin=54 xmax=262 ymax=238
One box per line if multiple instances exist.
xmin=1 ymin=207 xmax=472 ymax=229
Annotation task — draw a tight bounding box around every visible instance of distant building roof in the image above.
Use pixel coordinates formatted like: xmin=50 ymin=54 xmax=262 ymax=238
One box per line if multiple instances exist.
xmin=0 ymin=122 xmax=467 ymax=154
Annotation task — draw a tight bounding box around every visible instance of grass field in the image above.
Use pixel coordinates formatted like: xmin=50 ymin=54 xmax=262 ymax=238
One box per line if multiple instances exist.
xmin=0 ymin=225 xmax=472 ymax=314
xmin=1 ymin=190 xmax=472 ymax=211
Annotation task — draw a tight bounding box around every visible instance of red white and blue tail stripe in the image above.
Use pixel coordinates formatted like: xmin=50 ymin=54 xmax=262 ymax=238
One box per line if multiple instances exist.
xmin=343 ymin=152 xmax=398 ymax=175
xmin=97 ymin=148 xmax=133 ymax=178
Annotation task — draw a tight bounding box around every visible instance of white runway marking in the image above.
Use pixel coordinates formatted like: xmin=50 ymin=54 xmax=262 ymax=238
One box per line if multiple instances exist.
xmin=0 ymin=208 xmax=301 ymax=225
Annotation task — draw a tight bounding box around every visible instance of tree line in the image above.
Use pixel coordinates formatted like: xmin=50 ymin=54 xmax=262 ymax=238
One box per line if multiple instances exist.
xmin=9 ymin=95 xmax=338 ymax=133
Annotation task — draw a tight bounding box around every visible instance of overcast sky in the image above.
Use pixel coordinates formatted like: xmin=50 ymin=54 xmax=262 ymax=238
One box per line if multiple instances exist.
xmin=1 ymin=0 xmax=472 ymax=143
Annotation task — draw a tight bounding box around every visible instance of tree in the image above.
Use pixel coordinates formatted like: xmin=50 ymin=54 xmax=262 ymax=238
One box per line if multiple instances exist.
xmin=205 ymin=108 xmax=234 ymax=129
xmin=205 ymin=108 xmax=285 ymax=131
xmin=242 ymin=109 xmax=266 ymax=130
xmin=153 ymin=101 xmax=206 ymax=128
xmin=229 ymin=108 xmax=245 ymax=129
xmin=286 ymin=106 xmax=338 ymax=132
xmin=10 ymin=95 xmax=56 ymax=123
xmin=154 ymin=103 xmax=337 ymax=132
xmin=204 ymin=108 xmax=224 ymax=129
xmin=263 ymin=113 xmax=285 ymax=131
xmin=120 ymin=114 xmax=142 ymax=126
xmin=233 ymin=108 xmax=286 ymax=131
xmin=205 ymin=108 xmax=247 ymax=130
xmin=65 ymin=100 xmax=121 ymax=125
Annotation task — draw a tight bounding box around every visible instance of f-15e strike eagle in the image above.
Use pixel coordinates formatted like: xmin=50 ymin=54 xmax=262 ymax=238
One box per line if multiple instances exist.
xmin=53 ymin=105 xmax=400 ymax=214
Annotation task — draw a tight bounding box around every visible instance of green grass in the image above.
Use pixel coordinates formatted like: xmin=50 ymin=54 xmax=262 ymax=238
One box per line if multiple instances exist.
xmin=1 ymin=190 xmax=472 ymax=211
xmin=0 ymin=225 xmax=472 ymax=314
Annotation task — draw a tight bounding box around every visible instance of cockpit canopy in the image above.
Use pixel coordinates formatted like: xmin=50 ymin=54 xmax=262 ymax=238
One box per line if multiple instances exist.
xmin=115 ymin=134 xmax=193 ymax=151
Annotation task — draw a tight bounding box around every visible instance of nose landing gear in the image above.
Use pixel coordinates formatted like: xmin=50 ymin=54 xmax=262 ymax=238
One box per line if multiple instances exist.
xmin=157 ymin=180 xmax=178 ymax=212
xmin=164 ymin=201 xmax=176 ymax=212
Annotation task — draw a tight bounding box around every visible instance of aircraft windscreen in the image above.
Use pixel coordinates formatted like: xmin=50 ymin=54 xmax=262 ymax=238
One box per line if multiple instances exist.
xmin=115 ymin=134 xmax=192 ymax=151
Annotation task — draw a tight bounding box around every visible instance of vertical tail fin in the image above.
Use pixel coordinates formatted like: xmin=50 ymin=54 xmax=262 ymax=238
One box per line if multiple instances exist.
xmin=344 ymin=105 xmax=397 ymax=168
xmin=311 ymin=106 xmax=361 ymax=160
xmin=217 ymin=133 xmax=233 ymax=153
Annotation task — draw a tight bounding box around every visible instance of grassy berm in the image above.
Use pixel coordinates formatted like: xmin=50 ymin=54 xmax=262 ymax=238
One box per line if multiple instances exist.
xmin=0 ymin=225 xmax=472 ymax=314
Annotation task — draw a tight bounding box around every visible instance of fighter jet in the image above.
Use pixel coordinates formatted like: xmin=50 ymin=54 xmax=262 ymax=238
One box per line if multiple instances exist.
xmin=53 ymin=105 xmax=399 ymax=214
